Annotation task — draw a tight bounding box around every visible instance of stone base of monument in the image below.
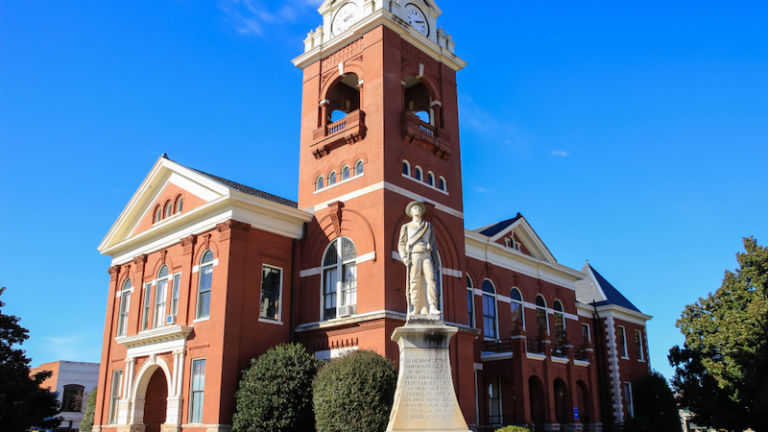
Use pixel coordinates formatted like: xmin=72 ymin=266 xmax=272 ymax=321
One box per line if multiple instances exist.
xmin=386 ymin=315 xmax=470 ymax=432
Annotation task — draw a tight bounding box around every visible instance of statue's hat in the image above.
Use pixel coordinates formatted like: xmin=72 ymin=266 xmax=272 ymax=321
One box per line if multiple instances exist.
xmin=405 ymin=201 xmax=426 ymax=216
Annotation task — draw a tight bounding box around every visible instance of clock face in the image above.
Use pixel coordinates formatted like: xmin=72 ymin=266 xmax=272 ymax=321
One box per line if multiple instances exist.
xmin=405 ymin=4 xmax=429 ymax=37
xmin=331 ymin=3 xmax=360 ymax=36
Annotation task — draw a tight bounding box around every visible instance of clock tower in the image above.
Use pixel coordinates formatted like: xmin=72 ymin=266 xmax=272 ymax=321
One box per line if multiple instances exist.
xmin=292 ymin=0 xmax=476 ymax=421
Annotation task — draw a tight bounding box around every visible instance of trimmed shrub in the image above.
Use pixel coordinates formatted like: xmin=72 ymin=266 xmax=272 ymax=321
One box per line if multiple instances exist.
xmin=313 ymin=350 xmax=397 ymax=432
xmin=232 ymin=343 xmax=322 ymax=432
xmin=494 ymin=426 xmax=530 ymax=432
xmin=79 ymin=387 xmax=97 ymax=432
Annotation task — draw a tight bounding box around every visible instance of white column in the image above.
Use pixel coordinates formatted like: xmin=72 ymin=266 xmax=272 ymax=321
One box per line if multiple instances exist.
xmin=166 ymin=349 xmax=185 ymax=426
xmin=117 ymin=358 xmax=135 ymax=425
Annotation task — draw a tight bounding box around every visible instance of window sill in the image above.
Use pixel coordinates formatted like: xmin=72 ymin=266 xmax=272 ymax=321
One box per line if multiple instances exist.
xmin=258 ymin=317 xmax=283 ymax=325
xmin=402 ymin=173 xmax=449 ymax=195
xmin=620 ymin=356 xmax=630 ymax=360
xmin=314 ymin=173 xmax=364 ymax=194
xmin=193 ymin=317 xmax=210 ymax=323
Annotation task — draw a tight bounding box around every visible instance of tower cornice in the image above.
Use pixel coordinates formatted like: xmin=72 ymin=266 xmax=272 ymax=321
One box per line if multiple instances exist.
xmin=292 ymin=9 xmax=466 ymax=72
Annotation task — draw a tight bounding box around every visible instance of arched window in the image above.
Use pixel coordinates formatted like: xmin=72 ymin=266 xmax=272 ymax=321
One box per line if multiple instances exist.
xmin=482 ymin=279 xmax=498 ymax=339
xmin=328 ymin=171 xmax=337 ymax=186
xmin=164 ymin=200 xmax=173 ymax=218
xmin=322 ymin=237 xmax=357 ymax=320
xmin=488 ymin=378 xmax=502 ymax=425
xmin=196 ymin=250 xmax=214 ymax=319
xmin=316 ymin=176 xmax=324 ymax=191
xmin=154 ymin=206 xmax=162 ymax=223
xmin=510 ymin=287 xmax=525 ymax=332
xmin=438 ymin=176 xmax=447 ymax=191
xmin=414 ymin=166 xmax=423 ymax=181
xmin=355 ymin=160 xmax=364 ymax=176
xmin=466 ymin=276 xmax=474 ymax=328
xmin=535 ymin=295 xmax=549 ymax=335
xmin=553 ymin=299 xmax=567 ymax=354
xmin=341 ymin=165 xmax=350 ymax=181
xmin=175 ymin=195 xmax=183 ymax=213
xmin=402 ymin=160 xmax=411 ymax=176
xmin=117 ymin=279 xmax=132 ymax=337
xmin=62 ymin=384 xmax=85 ymax=412
xmin=154 ymin=265 xmax=170 ymax=328
xmin=427 ymin=171 xmax=435 ymax=186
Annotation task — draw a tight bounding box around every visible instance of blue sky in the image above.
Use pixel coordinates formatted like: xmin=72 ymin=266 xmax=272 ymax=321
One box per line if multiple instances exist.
xmin=1 ymin=0 xmax=766 ymax=380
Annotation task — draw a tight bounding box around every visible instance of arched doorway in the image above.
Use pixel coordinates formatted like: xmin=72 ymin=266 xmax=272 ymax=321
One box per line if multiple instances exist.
xmin=553 ymin=378 xmax=570 ymax=424
xmin=528 ymin=376 xmax=546 ymax=427
xmin=143 ymin=368 xmax=168 ymax=432
xmin=576 ymin=380 xmax=592 ymax=424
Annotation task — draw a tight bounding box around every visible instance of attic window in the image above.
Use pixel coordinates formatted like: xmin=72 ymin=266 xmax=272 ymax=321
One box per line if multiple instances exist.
xmin=505 ymin=237 xmax=521 ymax=251
xmin=175 ymin=195 xmax=184 ymax=213
xmin=153 ymin=206 xmax=162 ymax=224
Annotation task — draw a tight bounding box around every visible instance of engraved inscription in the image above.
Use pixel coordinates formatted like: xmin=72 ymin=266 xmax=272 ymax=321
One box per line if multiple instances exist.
xmin=400 ymin=356 xmax=457 ymax=420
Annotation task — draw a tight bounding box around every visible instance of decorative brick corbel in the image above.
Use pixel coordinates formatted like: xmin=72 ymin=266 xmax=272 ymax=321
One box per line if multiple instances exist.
xmin=160 ymin=250 xmax=168 ymax=264
xmin=181 ymin=234 xmax=197 ymax=255
xmin=108 ymin=266 xmax=120 ymax=279
xmin=216 ymin=220 xmax=251 ymax=241
xmin=132 ymin=254 xmax=148 ymax=273
xmin=328 ymin=201 xmax=345 ymax=237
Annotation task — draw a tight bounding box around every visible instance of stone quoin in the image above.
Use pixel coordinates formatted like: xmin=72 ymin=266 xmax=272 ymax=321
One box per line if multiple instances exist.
xmin=92 ymin=1 xmax=652 ymax=431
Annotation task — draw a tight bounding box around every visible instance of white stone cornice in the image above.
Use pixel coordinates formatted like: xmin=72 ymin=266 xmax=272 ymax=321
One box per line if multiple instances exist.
xmin=116 ymin=325 xmax=192 ymax=349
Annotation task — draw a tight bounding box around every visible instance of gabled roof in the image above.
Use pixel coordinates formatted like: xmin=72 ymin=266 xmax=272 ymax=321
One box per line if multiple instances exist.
xmin=477 ymin=213 xmax=523 ymax=237
xmin=471 ymin=213 xmax=556 ymax=263
xmin=191 ymin=168 xmax=297 ymax=208
xmin=582 ymin=264 xmax=641 ymax=313
xmin=99 ymin=155 xmax=310 ymax=260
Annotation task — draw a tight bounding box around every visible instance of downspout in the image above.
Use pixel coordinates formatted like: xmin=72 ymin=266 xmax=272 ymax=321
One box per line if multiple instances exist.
xmin=592 ymin=302 xmax=613 ymax=432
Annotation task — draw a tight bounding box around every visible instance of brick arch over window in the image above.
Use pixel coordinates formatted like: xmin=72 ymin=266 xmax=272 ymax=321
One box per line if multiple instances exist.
xmin=307 ymin=206 xmax=376 ymax=266
xmin=400 ymin=64 xmax=442 ymax=103
xmin=319 ymin=62 xmax=365 ymax=100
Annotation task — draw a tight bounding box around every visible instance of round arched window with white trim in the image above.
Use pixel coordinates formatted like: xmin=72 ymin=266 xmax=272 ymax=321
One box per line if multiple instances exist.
xmin=482 ymin=279 xmax=498 ymax=339
xmin=322 ymin=237 xmax=357 ymax=320
xmin=510 ymin=287 xmax=525 ymax=332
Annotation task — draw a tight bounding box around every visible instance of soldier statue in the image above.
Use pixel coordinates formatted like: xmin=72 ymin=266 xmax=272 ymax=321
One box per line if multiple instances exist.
xmin=398 ymin=201 xmax=441 ymax=316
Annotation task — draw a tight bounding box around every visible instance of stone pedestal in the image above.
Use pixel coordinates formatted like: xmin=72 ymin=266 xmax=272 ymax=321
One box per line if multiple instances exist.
xmin=386 ymin=317 xmax=470 ymax=432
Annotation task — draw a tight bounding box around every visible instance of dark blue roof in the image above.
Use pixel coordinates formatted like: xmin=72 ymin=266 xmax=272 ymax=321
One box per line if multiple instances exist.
xmin=588 ymin=264 xmax=641 ymax=313
xmin=478 ymin=213 xmax=523 ymax=237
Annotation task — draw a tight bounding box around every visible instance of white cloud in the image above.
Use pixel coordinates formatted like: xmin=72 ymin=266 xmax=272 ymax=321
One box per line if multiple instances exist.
xmin=221 ymin=0 xmax=323 ymax=36
xmin=550 ymin=150 xmax=570 ymax=157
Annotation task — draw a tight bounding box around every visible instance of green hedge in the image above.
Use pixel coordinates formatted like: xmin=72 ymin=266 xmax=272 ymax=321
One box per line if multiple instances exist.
xmin=313 ymin=350 xmax=397 ymax=432
xmin=494 ymin=426 xmax=530 ymax=432
xmin=232 ymin=343 xmax=322 ymax=432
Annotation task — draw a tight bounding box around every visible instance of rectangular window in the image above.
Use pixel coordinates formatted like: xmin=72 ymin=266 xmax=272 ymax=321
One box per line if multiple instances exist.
xmin=323 ymin=267 xmax=337 ymax=320
xmin=624 ymin=382 xmax=634 ymax=418
xmin=482 ymin=294 xmax=497 ymax=339
xmin=634 ymin=329 xmax=645 ymax=361
xmin=259 ymin=265 xmax=282 ymax=321
xmin=618 ymin=326 xmax=628 ymax=358
xmin=155 ymin=277 xmax=168 ymax=328
xmin=196 ymin=264 xmax=213 ymax=319
xmin=117 ymin=290 xmax=131 ymax=337
xmin=108 ymin=370 xmax=123 ymax=424
xmin=581 ymin=323 xmax=591 ymax=343
xmin=340 ymin=261 xmax=357 ymax=311
xmin=467 ymin=289 xmax=474 ymax=327
xmin=170 ymin=273 xmax=181 ymax=316
xmin=189 ymin=359 xmax=206 ymax=423
xmin=142 ymin=283 xmax=152 ymax=330
xmin=488 ymin=378 xmax=502 ymax=425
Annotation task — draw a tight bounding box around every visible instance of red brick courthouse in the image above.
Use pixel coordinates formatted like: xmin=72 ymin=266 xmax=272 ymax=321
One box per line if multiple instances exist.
xmin=93 ymin=1 xmax=652 ymax=431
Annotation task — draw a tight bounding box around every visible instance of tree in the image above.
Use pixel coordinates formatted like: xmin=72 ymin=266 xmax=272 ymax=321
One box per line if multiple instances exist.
xmin=622 ymin=371 xmax=681 ymax=432
xmin=79 ymin=387 xmax=98 ymax=432
xmin=669 ymin=237 xmax=768 ymax=431
xmin=232 ymin=343 xmax=322 ymax=432
xmin=313 ymin=350 xmax=397 ymax=432
xmin=0 ymin=286 xmax=61 ymax=431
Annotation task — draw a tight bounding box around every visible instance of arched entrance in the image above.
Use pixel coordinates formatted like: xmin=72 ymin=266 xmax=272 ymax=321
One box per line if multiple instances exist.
xmin=529 ymin=375 xmax=546 ymax=427
xmin=553 ymin=378 xmax=570 ymax=424
xmin=576 ymin=380 xmax=592 ymax=424
xmin=143 ymin=368 xmax=168 ymax=432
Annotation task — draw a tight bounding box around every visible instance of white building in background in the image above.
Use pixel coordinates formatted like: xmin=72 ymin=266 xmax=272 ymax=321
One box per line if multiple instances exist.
xmin=31 ymin=361 xmax=100 ymax=431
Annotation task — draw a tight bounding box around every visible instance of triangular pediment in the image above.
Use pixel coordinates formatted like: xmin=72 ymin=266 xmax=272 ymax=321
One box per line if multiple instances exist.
xmin=474 ymin=215 xmax=557 ymax=264
xmin=98 ymin=156 xmax=231 ymax=254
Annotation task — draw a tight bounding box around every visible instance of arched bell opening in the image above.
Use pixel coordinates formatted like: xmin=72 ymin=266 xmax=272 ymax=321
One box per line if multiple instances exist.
xmin=403 ymin=75 xmax=435 ymax=125
xmin=323 ymin=72 xmax=361 ymax=125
